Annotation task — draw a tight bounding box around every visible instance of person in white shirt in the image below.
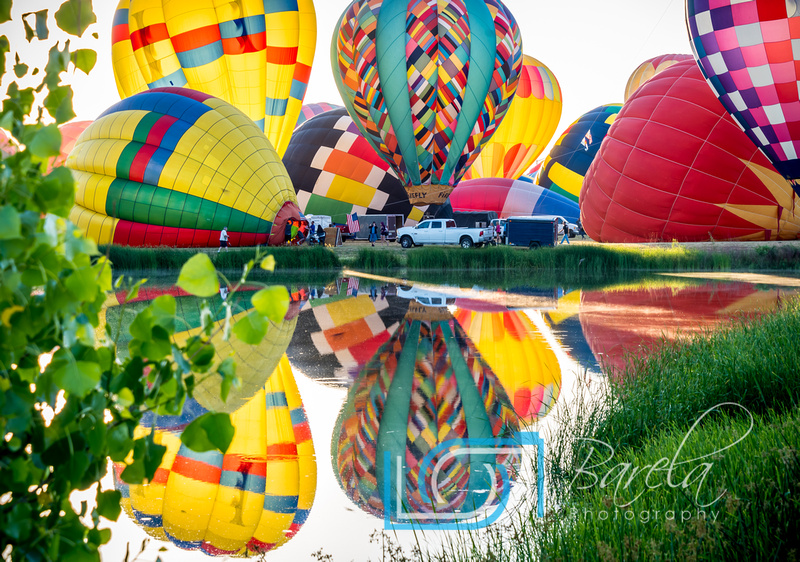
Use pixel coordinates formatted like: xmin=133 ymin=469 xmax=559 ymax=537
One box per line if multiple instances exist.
xmin=219 ymin=226 xmax=229 ymax=252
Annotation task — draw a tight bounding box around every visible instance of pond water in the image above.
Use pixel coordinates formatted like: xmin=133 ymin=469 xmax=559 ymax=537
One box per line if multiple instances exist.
xmin=95 ymin=272 xmax=800 ymax=561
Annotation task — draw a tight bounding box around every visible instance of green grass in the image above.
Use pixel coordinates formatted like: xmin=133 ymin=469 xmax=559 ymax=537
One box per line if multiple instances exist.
xmin=349 ymin=247 xmax=403 ymax=270
xmin=101 ymin=245 xmax=341 ymax=272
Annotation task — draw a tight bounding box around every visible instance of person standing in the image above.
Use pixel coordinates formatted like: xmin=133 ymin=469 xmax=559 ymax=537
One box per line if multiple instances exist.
xmin=369 ymin=221 xmax=378 ymax=246
xmin=219 ymin=226 xmax=229 ymax=252
xmin=380 ymin=222 xmax=389 ymax=246
xmin=560 ymin=222 xmax=570 ymax=245
xmin=284 ymin=220 xmax=293 ymax=245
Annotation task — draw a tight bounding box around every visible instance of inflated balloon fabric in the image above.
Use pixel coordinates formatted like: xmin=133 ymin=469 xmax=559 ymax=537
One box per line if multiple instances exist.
xmin=448 ymin=178 xmax=579 ymax=223
xmin=295 ymin=102 xmax=343 ymax=130
xmin=623 ymin=54 xmax=694 ymax=101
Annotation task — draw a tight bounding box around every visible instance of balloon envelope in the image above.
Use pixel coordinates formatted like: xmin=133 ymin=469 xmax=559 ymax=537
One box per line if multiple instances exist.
xmin=295 ymin=103 xmax=343 ymax=130
xmin=448 ymin=178 xmax=580 ymax=223
xmin=465 ymin=55 xmax=562 ymax=180
xmin=623 ymin=54 xmax=693 ymax=101
xmin=67 ymin=88 xmax=301 ymax=247
xmin=283 ymin=108 xmax=425 ymax=225
xmin=332 ymin=0 xmax=523 ymax=205
xmin=111 ymin=0 xmax=317 ymax=156
xmin=687 ymin=1 xmax=800 ymax=187
xmin=537 ymin=104 xmax=623 ymax=204
xmin=581 ymin=61 xmax=800 ymax=242
xmin=115 ymin=357 xmax=316 ymax=557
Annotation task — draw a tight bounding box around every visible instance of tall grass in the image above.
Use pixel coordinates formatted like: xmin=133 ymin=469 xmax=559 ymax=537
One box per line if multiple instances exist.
xmin=101 ymin=245 xmax=341 ymax=272
xmin=406 ymin=244 xmax=733 ymax=273
xmin=349 ymin=247 xmax=403 ymax=271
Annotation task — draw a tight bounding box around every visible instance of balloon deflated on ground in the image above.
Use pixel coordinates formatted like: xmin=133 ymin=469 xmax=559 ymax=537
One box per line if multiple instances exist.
xmin=464 ymin=55 xmax=562 ymax=181
xmin=283 ymin=108 xmax=425 ymax=225
xmin=623 ymin=54 xmax=694 ymax=101
xmin=447 ymin=178 xmax=580 ymax=223
xmin=332 ymin=0 xmax=524 ymax=205
xmin=581 ymin=60 xmax=800 ymax=242
xmin=114 ymin=358 xmax=316 ymax=557
xmin=687 ymin=1 xmax=800 ymax=190
xmin=67 ymin=88 xmax=301 ymax=247
xmin=333 ymin=302 xmax=520 ymax=522
xmin=536 ymin=104 xmax=623 ymax=204
xmin=111 ymin=0 xmax=316 ymax=156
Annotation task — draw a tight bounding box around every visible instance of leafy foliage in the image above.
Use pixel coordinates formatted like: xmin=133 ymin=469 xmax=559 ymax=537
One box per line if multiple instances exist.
xmin=0 ymin=4 xmax=291 ymax=560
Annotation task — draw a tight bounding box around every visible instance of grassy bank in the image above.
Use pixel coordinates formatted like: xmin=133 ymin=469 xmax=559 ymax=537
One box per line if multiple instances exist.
xmin=422 ymin=297 xmax=800 ymax=562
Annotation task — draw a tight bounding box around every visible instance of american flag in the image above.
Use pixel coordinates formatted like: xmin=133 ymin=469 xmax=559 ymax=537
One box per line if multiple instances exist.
xmin=581 ymin=130 xmax=593 ymax=151
xmin=346 ymin=212 xmax=360 ymax=234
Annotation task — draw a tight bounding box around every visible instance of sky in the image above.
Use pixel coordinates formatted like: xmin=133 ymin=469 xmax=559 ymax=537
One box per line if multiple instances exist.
xmin=3 ymin=0 xmax=693 ymax=141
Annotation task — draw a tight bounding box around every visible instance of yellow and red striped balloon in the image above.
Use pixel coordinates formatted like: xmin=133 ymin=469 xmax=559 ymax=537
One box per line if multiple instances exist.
xmin=111 ymin=0 xmax=316 ymax=156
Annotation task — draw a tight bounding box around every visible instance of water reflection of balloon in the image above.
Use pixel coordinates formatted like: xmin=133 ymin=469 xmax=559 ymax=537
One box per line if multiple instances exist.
xmin=465 ymin=55 xmax=562 ymax=181
xmin=283 ymin=108 xmax=425 ymax=225
xmin=623 ymin=54 xmax=693 ymax=101
xmin=448 ymin=178 xmax=580 ymax=223
xmin=103 ymin=284 xmax=297 ymax=413
xmin=333 ymin=302 xmax=520 ymax=522
xmin=67 ymin=88 xmax=301 ymax=248
xmin=111 ymin=0 xmax=317 ymax=156
xmin=332 ymin=0 xmax=524 ymax=205
xmin=453 ymin=307 xmax=561 ymax=424
xmin=581 ymin=61 xmax=800 ymax=242
xmin=115 ymin=357 xmax=316 ymax=556
xmin=536 ymin=104 xmax=623 ymax=204
xmin=687 ymin=2 xmax=800 ymax=189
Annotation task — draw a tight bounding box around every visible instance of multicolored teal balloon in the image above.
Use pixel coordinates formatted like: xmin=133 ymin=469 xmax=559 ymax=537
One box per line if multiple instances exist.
xmin=332 ymin=0 xmax=523 ymax=205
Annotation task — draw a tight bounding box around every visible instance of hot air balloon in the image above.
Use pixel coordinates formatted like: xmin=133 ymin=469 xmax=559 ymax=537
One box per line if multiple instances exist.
xmin=295 ymin=102 xmax=343 ymax=130
xmin=333 ymin=300 xmax=520 ymax=523
xmin=114 ymin=356 xmax=316 ymax=556
xmin=67 ymin=88 xmax=302 ymax=247
xmin=624 ymin=54 xmax=694 ymax=101
xmin=283 ymin=108 xmax=425 ymax=225
xmin=332 ymin=0 xmax=524 ymax=205
xmin=580 ymin=281 xmax=799 ymax=379
xmin=43 ymin=121 xmax=93 ymax=173
xmin=287 ymin=285 xmax=408 ymax=387
xmin=464 ymin=55 xmax=562 ymax=181
xmin=687 ymin=1 xmax=800 ymax=191
xmin=102 ymin=282 xmax=298 ymax=413
xmin=536 ymin=104 xmax=622 ymax=204
xmin=447 ymin=178 xmax=580 ymax=223
xmin=453 ymin=307 xmax=561 ymax=424
xmin=581 ymin=60 xmax=800 ymax=242
xmin=111 ymin=0 xmax=316 ymax=156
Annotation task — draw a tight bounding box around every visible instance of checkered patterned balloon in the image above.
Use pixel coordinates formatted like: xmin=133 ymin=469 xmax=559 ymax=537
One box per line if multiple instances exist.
xmin=687 ymin=1 xmax=800 ymax=189
xmin=332 ymin=0 xmax=523 ymax=205
xmin=283 ymin=108 xmax=425 ymax=225
xmin=294 ymin=103 xmax=342 ymax=130
xmin=111 ymin=0 xmax=316 ymax=157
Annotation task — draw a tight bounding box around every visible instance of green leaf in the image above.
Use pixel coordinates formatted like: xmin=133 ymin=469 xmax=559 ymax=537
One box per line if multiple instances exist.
xmin=44 ymin=84 xmax=75 ymax=124
xmin=28 ymin=124 xmax=62 ymax=158
xmin=0 ymin=1 xmax=11 ymax=24
xmin=176 ymin=253 xmax=219 ymax=297
xmin=232 ymin=310 xmax=267 ymax=345
xmin=251 ymin=286 xmax=290 ymax=323
xmin=260 ymin=255 xmax=276 ymax=272
xmin=23 ymin=17 xmax=34 ymax=42
xmin=13 ymin=52 xmax=28 ymax=77
xmin=150 ymin=295 xmax=176 ymax=332
xmin=186 ymin=336 xmax=214 ymax=369
xmin=180 ymin=412 xmax=234 ymax=453
xmin=34 ymin=9 xmax=49 ymax=40
xmin=96 ymin=490 xmax=122 ymax=521
xmin=107 ymin=424 xmax=133 ymax=462
xmin=70 ymin=48 xmax=96 ymax=74
xmin=65 ymin=267 xmax=98 ymax=302
xmin=54 ymin=0 xmax=96 ymax=37
xmin=0 ymin=205 xmax=22 ymax=240
xmin=53 ymin=357 xmax=101 ymax=397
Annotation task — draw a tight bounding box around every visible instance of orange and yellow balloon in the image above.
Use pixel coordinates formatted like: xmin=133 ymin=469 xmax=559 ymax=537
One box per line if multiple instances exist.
xmin=465 ymin=55 xmax=562 ymax=181
xmin=111 ymin=0 xmax=317 ymax=156
xmin=623 ymin=54 xmax=693 ymax=101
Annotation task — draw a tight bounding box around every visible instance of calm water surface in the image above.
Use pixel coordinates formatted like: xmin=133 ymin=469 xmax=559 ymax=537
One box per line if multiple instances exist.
xmin=96 ymin=273 xmax=800 ymax=561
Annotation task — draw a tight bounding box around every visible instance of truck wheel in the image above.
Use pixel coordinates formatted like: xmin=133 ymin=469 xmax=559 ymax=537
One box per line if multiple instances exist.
xmin=460 ymin=237 xmax=474 ymax=249
xmin=528 ymin=241 xmax=541 ymax=250
xmin=400 ymin=236 xmax=414 ymax=248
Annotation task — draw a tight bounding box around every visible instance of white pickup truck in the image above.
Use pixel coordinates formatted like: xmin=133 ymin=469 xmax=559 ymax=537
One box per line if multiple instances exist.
xmin=396 ymin=219 xmax=493 ymax=248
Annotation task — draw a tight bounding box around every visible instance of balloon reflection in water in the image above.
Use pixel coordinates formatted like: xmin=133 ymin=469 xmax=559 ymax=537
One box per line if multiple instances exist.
xmin=453 ymin=306 xmax=561 ymax=424
xmin=115 ymin=356 xmax=316 ymax=557
xmin=333 ymin=302 xmax=520 ymax=523
xmin=580 ymin=282 xmax=799 ymax=379
xmin=103 ymin=284 xmax=298 ymax=413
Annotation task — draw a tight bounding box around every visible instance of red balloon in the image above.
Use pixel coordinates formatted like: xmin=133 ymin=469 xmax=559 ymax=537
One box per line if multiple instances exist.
xmin=581 ymin=60 xmax=800 ymax=242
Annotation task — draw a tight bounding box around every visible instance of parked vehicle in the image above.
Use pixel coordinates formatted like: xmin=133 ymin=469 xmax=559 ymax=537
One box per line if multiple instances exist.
xmin=345 ymin=213 xmax=404 ymax=241
xmin=304 ymin=214 xmax=333 ymax=229
xmin=490 ymin=218 xmax=507 ymax=245
xmin=504 ymin=215 xmax=568 ymax=248
xmin=396 ymin=219 xmax=493 ymax=248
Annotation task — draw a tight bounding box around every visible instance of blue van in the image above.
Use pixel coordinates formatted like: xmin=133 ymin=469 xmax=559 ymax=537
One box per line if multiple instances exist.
xmin=505 ymin=215 xmax=565 ymax=248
